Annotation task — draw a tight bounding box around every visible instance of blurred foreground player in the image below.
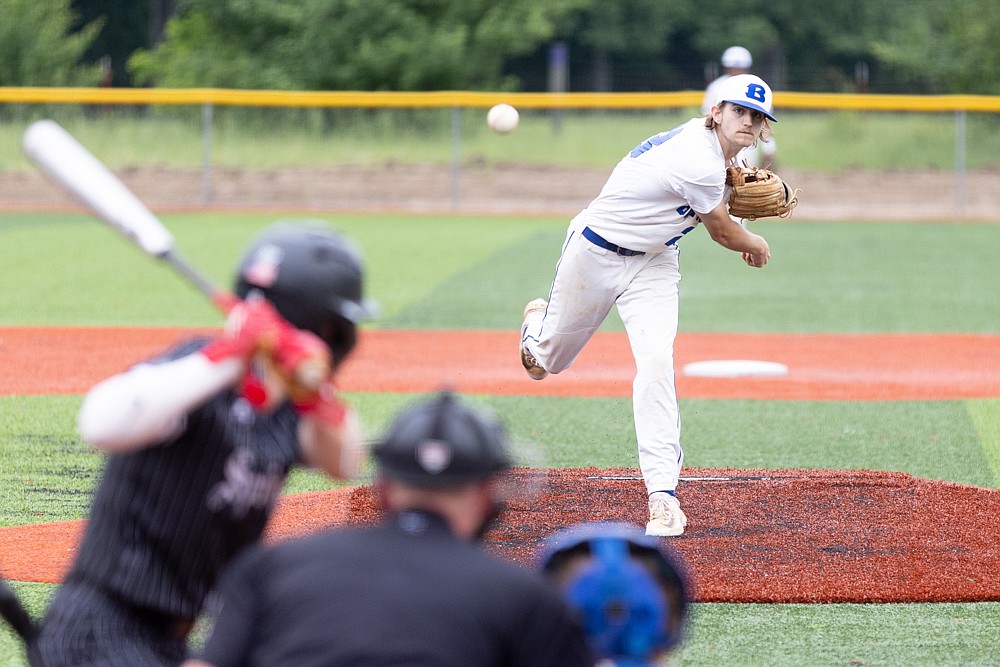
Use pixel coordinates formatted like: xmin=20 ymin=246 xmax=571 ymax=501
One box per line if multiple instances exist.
xmin=541 ymin=522 xmax=691 ymax=666
xmin=184 ymin=391 xmax=595 ymax=667
xmin=27 ymin=221 xmax=377 ymax=666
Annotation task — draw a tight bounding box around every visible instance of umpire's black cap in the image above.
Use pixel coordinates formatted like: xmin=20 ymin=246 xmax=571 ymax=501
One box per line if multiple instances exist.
xmin=373 ymin=391 xmax=512 ymax=488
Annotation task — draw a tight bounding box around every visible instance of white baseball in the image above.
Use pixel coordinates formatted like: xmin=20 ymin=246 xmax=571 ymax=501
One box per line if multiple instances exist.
xmin=487 ymin=103 xmax=519 ymax=133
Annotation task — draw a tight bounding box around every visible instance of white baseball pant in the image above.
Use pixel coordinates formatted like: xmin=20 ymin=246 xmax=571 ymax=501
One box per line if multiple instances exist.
xmin=523 ymin=221 xmax=684 ymax=494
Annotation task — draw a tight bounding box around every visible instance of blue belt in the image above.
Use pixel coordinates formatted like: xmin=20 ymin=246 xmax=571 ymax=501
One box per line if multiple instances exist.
xmin=582 ymin=226 xmax=645 ymax=257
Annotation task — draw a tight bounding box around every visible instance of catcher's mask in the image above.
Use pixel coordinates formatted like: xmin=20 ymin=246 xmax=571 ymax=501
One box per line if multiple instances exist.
xmin=715 ymin=73 xmax=777 ymax=122
xmin=373 ymin=391 xmax=512 ymax=489
xmin=540 ymin=522 xmax=690 ymax=662
xmin=234 ymin=220 xmax=379 ymax=363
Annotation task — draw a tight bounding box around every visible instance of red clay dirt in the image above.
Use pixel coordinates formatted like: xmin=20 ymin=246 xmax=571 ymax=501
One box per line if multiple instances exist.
xmin=1 ymin=327 xmax=999 ymax=603
xmin=3 ymin=327 xmax=1000 ymax=400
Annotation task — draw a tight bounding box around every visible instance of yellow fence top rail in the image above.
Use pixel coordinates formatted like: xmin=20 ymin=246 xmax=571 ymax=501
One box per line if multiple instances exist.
xmin=2 ymin=87 xmax=999 ymax=112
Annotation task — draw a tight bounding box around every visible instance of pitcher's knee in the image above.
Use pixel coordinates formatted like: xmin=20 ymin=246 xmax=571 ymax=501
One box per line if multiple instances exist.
xmin=638 ymin=351 xmax=675 ymax=379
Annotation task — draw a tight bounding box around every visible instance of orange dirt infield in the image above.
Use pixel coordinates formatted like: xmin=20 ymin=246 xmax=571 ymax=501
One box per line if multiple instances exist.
xmin=1 ymin=327 xmax=999 ymax=603
xmin=3 ymin=327 xmax=1000 ymax=400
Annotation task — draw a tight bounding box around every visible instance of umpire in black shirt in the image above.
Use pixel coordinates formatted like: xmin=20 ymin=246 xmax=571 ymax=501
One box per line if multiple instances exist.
xmin=185 ymin=391 xmax=595 ymax=667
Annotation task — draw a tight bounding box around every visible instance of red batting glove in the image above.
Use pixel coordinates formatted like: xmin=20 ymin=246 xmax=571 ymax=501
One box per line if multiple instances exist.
xmin=211 ymin=290 xmax=241 ymax=314
xmin=272 ymin=327 xmax=332 ymax=399
xmin=293 ymin=381 xmax=348 ymax=428
xmin=201 ymin=296 xmax=286 ymax=363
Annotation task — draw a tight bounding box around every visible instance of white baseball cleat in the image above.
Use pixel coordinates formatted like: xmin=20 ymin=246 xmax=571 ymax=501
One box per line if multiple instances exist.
xmin=645 ymin=492 xmax=687 ymax=537
xmin=520 ymin=298 xmax=549 ymax=380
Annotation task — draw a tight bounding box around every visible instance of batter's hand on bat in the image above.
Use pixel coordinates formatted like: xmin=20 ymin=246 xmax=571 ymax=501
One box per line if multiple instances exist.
xmin=272 ymin=327 xmax=333 ymax=401
xmin=202 ymin=295 xmax=333 ymax=407
xmin=202 ymin=296 xmax=286 ymax=364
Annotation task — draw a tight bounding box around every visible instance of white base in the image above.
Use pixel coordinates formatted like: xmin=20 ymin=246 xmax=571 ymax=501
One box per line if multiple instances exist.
xmin=682 ymin=359 xmax=788 ymax=378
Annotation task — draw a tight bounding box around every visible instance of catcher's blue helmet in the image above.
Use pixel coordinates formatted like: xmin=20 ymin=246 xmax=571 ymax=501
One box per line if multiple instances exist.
xmin=540 ymin=522 xmax=690 ymax=664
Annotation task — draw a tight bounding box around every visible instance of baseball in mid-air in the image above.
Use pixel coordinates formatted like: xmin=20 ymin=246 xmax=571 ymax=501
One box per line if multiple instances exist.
xmin=487 ymin=103 xmax=519 ymax=133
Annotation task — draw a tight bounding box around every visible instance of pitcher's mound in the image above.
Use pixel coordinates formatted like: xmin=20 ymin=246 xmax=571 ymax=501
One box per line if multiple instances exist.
xmin=331 ymin=467 xmax=1000 ymax=603
xmin=3 ymin=468 xmax=996 ymax=604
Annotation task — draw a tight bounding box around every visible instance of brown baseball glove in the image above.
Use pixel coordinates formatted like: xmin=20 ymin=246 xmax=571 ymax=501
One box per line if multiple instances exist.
xmin=725 ymin=163 xmax=800 ymax=220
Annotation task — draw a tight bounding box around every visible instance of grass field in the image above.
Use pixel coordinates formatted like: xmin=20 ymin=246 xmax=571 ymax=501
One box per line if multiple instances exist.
xmin=1 ymin=212 xmax=999 ymax=665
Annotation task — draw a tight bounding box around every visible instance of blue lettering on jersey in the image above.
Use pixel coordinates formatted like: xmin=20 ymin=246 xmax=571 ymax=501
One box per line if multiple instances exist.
xmin=666 ymin=206 xmax=699 ymax=246
xmin=628 ymin=130 xmax=700 ymax=247
xmin=666 ymin=225 xmax=696 ymax=247
xmin=629 ymin=124 xmax=684 ymax=158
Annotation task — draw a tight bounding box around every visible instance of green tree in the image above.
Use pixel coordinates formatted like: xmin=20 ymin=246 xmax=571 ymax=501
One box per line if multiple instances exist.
xmin=99 ymin=0 xmax=1000 ymax=94
xmin=0 ymin=0 xmax=103 ymax=86
xmin=551 ymin=0 xmax=686 ymax=91
xmin=129 ymin=0 xmax=584 ymax=90
xmin=71 ymin=0 xmax=156 ymax=86
xmin=508 ymin=0 xmax=908 ymax=92
xmin=672 ymin=0 xmax=903 ymax=91
xmin=873 ymin=0 xmax=1000 ymax=94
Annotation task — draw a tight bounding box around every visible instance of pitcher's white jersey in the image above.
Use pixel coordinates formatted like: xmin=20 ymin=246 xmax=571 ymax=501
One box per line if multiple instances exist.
xmin=576 ymin=118 xmax=728 ymax=254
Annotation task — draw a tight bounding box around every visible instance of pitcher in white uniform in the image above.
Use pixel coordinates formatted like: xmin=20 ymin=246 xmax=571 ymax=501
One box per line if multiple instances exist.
xmin=520 ymin=74 xmax=777 ymax=537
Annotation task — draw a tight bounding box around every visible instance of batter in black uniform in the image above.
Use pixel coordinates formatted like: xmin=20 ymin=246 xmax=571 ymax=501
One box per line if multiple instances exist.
xmin=24 ymin=221 xmax=377 ymax=667
xmin=184 ymin=391 xmax=595 ymax=667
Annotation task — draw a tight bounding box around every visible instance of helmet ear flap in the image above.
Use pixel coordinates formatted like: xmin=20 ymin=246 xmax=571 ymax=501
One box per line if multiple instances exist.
xmin=320 ymin=315 xmax=357 ymax=367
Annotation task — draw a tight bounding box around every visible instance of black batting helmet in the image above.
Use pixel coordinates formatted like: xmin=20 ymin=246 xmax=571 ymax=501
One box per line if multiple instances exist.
xmin=373 ymin=391 xmax=512 ymax=488
xmin=234 ymin=220 xmax=378 ymax=362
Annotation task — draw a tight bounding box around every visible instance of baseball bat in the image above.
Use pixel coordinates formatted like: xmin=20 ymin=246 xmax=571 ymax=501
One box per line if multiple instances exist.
xmin=21 ymin=119 xmax=232 ymax=310
xmin=22 ymin=119 xmax=328 ymax=391
xmin=0 ymin=575 xmax=37 ymax=644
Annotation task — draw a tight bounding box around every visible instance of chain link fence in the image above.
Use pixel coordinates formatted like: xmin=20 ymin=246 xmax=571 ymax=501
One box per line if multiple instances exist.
xmin=1 ymin=89 xmax=998 ymax=219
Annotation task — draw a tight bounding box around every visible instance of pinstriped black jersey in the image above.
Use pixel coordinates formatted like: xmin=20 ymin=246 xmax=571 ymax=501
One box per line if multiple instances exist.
xmin=67 ymin=338 xmax=303 ymax=620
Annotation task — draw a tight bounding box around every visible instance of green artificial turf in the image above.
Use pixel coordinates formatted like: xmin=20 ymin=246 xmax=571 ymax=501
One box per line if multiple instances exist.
xmin=673 ymin=601 xmax=1000 ymax=666
xmin=2 ymin=211 xmax=999 ymax=666
xmin=3 ymin=213 xmax=1000 ymax=333
xmin=3 ymin=393 xmax=994 ymax=527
